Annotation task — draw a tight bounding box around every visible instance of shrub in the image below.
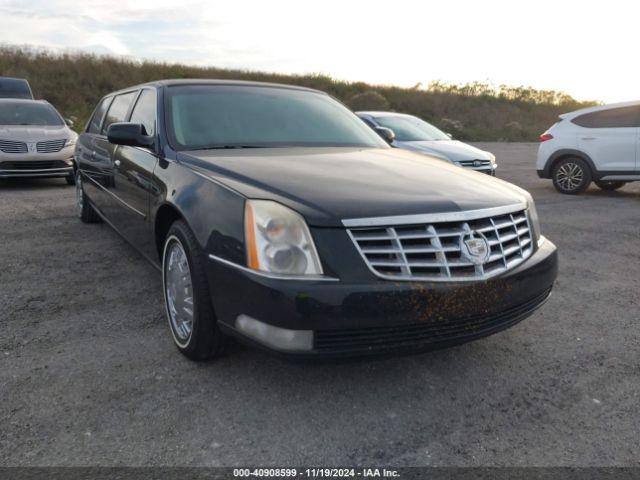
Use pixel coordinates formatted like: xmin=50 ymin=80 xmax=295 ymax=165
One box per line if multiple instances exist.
xmin=346 ymin=90 xmax=390 ymax=111
xmin=0 ymin=45 xmax=598 ymax=141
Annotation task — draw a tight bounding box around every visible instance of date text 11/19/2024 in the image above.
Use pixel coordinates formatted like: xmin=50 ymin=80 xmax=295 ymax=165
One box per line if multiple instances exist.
xmin=233 ymin=468 xmax=400 ymax=478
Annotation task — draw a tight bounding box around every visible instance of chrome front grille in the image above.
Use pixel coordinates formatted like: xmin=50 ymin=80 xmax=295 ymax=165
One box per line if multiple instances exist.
xmin=36 ymin=139 xmax=66 ymax=153
xmin=347 ymin=207 xmax=533 ymax=281
xmin=459 ymin=159 xmax=491 ymax=168
xmin=0 ymin=139 xmax=28 ymax=154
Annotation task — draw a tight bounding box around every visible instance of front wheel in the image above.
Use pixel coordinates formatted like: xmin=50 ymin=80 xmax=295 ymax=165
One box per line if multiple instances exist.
xmin=552 ymin=157 xmax=591 ymax=194
xmin=76 ymin=172 xmax=102 ymax=223
xmin=595 ymin=180 xmax=625 ymax=191
xmin=162 ymin=220 xmax=227 ymax=361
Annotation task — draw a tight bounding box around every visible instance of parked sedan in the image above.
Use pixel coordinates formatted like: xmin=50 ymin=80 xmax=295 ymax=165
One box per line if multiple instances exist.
xmin=0 ymin=99 xmax=77 ymax=184
xmin=75 ymin=80 xmax=557 ymax=361
xmin=357 ymin=111 xmax=497 ymax=175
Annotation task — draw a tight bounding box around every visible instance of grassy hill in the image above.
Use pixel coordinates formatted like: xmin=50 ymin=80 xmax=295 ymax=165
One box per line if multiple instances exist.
xmin=0 ymin=46 xmax=597 ymax=141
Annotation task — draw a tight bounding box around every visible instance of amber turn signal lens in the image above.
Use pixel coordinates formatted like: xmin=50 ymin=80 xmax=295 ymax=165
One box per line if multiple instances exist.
xmin=244 ymin=201 xmax=260 ymax=270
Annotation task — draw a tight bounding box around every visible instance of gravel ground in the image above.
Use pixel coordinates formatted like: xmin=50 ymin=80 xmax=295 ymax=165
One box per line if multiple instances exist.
xmin=1 ymin=142 xmax=639 ymax=466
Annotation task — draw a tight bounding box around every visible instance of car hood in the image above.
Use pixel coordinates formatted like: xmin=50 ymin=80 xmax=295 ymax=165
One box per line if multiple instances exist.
xmin=395 ymin=140 xmax=491 ymax=163
xmin=0 ymin=125 xmax=74 ymax=142
xmin=178 ymin=147 xmax=527 ymax=227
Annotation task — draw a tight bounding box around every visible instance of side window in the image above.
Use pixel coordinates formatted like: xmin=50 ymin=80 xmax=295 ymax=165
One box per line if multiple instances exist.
xmin=87 ymin=96 xmax=112 ymax=134
xmin=572 ymin=106 xmax=640 ymax=128
xmin=101 ymin=91 xmax=137 ymax=134
xmin=129 ymin=89 xmax=157 ymax=137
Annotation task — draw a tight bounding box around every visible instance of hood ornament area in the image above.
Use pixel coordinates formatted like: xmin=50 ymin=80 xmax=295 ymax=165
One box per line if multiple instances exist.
xmin=460 ymin=231 xmax=490 ymax=265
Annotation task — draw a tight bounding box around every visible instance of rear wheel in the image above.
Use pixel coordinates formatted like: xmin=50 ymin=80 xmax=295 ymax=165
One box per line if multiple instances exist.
xmin=76 ymin=172 xmax=102 ymax=223
xmin=595 ymin=180 xmax=625 ymax=191
xmin=162 ymin=220 xmax=227 ymax=361
xmin=552 ymin=157 xmax=591 ymax=194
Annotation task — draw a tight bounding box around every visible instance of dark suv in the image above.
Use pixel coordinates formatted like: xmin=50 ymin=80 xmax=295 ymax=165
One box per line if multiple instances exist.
xmin=75 ymin=80 xmax=558 ymax=360
xmin=0 ymin=77 xmax=34 ymax=99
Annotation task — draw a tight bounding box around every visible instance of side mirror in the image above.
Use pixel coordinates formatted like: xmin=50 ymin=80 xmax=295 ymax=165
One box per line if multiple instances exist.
xmin=374 ymin=126 xmax=395 ymax=144
xmin=65 ymin=118 xmax=74 ymax=127
xmin=107 ymin=122 xmax=153 ymax=148
xmin=446 ymin=132 xmax=453 ymax=139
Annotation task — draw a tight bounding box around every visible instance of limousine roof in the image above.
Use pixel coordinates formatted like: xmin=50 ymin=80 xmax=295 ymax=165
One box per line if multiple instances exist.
xmin=107 ymin=79 xmax=324 ymax=96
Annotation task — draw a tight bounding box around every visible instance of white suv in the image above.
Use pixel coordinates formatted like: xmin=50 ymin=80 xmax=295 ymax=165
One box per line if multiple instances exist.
xmin=537 ymin=101 xmax=639 ymax=194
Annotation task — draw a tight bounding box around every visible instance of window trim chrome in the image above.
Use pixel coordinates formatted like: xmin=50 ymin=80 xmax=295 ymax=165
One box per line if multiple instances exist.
xmin=342 ymin=203 xmax=526 ymax=228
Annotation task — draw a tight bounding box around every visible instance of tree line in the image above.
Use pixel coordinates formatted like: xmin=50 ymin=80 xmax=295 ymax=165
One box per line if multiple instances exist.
xmin=0 ymin=46 xmax=597 ymax=141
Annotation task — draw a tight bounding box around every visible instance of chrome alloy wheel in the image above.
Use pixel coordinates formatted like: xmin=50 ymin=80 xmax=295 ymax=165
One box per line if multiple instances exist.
xmin=556 ymin=162 xmax=584 ymax=191
xmin=164 ymin=236 xmax=194 ymax=347
xmin=75 ymin=173 xmax=83 ymax=217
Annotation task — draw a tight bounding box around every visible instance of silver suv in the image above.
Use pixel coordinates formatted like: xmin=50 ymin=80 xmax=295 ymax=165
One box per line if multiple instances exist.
xmin=0 ymin=99 xmax=77 ymax=184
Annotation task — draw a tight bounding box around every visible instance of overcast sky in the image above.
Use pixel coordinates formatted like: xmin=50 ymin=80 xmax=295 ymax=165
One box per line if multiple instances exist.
xmin=1 ymin=0 xmax=636 ymax=103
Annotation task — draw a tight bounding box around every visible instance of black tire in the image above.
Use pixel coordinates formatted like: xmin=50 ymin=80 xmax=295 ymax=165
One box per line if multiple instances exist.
xmin=552 ymin=157 xmax=592 ymax=194
xmin=595 ymin=180 xmax=625 ymax=191
xmin=76 ymin=172 xmax=102 ymax=223
xmin=162 ymin=220 xmax=227 ymax=361
xmin=65 ymin=174 xmax=75 ymax=186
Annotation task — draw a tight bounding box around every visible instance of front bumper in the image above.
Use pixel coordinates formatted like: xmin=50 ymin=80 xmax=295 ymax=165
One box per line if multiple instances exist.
xmin=207 ymin=238 xmax=558 ymax=358
xmin=460 ymin=165 xmax=497 ymax=176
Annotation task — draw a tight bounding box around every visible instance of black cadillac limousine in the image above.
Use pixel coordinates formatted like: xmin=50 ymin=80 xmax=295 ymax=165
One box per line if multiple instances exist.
xmin=75 ymin=79 xmax=558 ymax=360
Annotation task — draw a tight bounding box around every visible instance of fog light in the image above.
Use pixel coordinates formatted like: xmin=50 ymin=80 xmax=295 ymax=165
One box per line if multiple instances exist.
xmin=236 ymin=315 xmax=313 ymax=351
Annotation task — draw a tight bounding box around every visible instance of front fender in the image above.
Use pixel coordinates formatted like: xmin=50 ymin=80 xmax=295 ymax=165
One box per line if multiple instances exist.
xmin=152 ymin=160 xmax=247 ymax=266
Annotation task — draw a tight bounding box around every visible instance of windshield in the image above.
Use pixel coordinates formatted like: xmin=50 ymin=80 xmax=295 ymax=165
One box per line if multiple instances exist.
xmin=166 ymin=85 xmax=388 ymax=150
xmin=0 ymin=102 xmax=63 ymax=126
xmin=374 ymin=115 xmax=450 ymax=142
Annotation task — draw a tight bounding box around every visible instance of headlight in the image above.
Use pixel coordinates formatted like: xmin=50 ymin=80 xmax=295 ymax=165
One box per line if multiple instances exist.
xmin=486 ymin=152 xmax=496 ymax=165
xmin=526 ymin=196 xmax=542 ymax=243
xmin=66 ymin=137 xmax=77 ymax=148
xmin=244 ymin=200 xmax=323 ymax=276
